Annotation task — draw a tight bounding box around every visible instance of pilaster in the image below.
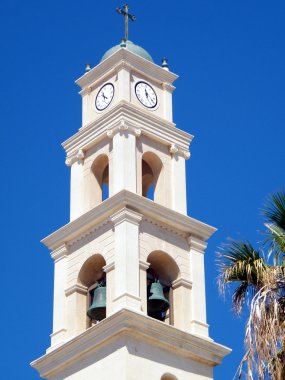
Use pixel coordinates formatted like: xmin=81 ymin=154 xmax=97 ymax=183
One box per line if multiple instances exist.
xmin=172 ymin=278 xmax=193 ymax=332
xmin=49 ymin=245 xmax=68 ymax=351
xmin=188 ymin=236 xmax=209 ymax=337
xmin=110 ymin=208 xmax=143 ymax=312
xmin=112 ymin=122 xmax=137 ymax=195
xmin=170 ymin=148 xmax=189 ymax=215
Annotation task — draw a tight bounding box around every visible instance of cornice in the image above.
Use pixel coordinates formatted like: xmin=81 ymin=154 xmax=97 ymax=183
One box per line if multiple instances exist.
xmin=31 ymin=308 xmax=231 ymax=378
xmin=75 ymin=48 xmax=178 ymax=91
xmin=41 ymin=190 xmax=216 ymax=251
xmin=62 ymin=101 xmax=193 ymax=161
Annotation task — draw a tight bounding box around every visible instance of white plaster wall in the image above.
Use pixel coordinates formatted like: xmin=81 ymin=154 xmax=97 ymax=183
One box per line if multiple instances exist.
xmin=130 ymin=72 xmax=170 ymax=121
xmin=70 ymin=139 xmax=111 ymax=220
xmin=139 ymin=219 xmax=190 ymax=279
xmin=49 ymin=336 xmax=213 ymax=380
xmin=126 ymin=337 xmax=213 ymax=380
xmin=81 ymin=67 xmax=174 ymax=129
xmin=67 ymin=224 xmax=114 ymax=289
xmin=82 ymin=73 xmax=118 ymax=126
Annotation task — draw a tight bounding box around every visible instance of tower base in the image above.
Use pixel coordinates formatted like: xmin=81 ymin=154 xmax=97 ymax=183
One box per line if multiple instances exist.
xmin=31 ymin=309 xmax=230 ymax=380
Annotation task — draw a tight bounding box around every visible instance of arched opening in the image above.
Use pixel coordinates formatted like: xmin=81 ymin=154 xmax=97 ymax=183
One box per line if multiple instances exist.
xmin=147 ymin=251 xmax=180 ymax=323
xmin=142 ymin=152 xmax=162 ymax=201
xmin=91 ymin=154 xmax=109 ymax=203
xmin=161 ymin=374 xmax=178 ymax=380
xmin=78 ymin=254 xmax=107 ymax=326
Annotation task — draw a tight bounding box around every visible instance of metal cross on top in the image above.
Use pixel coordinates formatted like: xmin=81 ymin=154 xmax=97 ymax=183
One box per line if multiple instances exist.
xmin=116 ymin=4 xmax=136 ymax=41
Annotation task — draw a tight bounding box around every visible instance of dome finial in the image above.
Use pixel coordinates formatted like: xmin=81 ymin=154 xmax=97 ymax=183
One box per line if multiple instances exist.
xmin=116 ymin=4 xmax=136 ymax=41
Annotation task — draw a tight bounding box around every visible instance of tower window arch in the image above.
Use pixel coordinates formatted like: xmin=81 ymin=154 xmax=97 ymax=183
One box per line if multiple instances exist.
xmin=91 ymin=154 xmax=109 ymax=203
xmin=142 ymin=152 xmax=163 ymax=201
xmin=147 ymin=251 xmax=180 ymax=324
xmin=78 ymin=254 xmax=107 ymax=327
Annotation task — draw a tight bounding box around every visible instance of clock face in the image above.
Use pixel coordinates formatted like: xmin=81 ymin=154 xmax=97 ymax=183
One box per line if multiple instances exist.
xmin=135 ymin=82 xmax=157 ymax=109
xmin=95 ymin=83 xmax=114 ymax=111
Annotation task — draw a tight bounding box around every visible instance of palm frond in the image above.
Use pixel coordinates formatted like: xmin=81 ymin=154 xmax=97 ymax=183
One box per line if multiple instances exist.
xmin=263 ymin=191 xmax=285 ymax=232
xmin=217 ymin=240 xmax=268 ymax=313
xmin=243 ymin=277 xmax=285 ymax=380
xmin=264 ymin=223 xmax=285 ymax=263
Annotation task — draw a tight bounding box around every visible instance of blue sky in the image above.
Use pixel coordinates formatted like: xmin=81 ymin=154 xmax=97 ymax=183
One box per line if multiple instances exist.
xmin=1 ymin=1 xmax=284 ymax=378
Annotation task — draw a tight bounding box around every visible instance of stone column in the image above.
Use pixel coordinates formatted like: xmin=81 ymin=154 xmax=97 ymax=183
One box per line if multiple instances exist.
xmin=111 ymin=124 xmax=137 ymax=195
xmin=172 ymin=278 xmax=193 ymax=331
xmin=103 ymin=262 xmax=115 ymax=317
xmin=139 ymin=260 xmax=150 ymax=314
xmin=48 ymin=245 xmax=68 ymax=351
xmin=65 ymin=283 xmax=88 ymax=340
xmin=110 ymin=208 xmax=142 ymax=312
xmin=170 ymin=148 xmax=188 ymax=215
xmin=116 ymin=65 xmax=131 ymax=102
xmin=68 ymin=153 xmax=85 ymax=221
xmin=162 ymin=82 xmax=174 ymax=122
xmin=188 ymin=236 xmax=210 ymax=338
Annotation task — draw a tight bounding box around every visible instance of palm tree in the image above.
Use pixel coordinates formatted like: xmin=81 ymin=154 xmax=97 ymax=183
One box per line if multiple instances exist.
xmin=218 ymin=191 xmax=285 ymax=380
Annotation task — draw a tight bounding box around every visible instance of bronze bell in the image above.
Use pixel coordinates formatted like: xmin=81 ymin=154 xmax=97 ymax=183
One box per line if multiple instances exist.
xmin=147 ymin=280 xmax=169 ymax=316
xmin=87 ymin=284 xmax=106 ymax=321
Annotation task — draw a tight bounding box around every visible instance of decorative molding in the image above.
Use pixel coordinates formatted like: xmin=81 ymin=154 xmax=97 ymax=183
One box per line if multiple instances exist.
xmin=172 ymin=278 xmax=193 ymax=290
xmin=51 ymin=245 xmax=68 ymax=262
xmin=103 ymin=262 xmax=115 ymax=273
xmin=75 ymin=49 xmax=178 ymax=91
xmin=191 ymin=320 xmax=210 ymax=329
xmin=67 ymin=219 xmax=110 ymax=248
xmin=106 ymin=118 xmax=142 ymax=140
xmin=65 ymin=149 xmax=85 ymax=167
xmin=65 ymin=157 xmax=73 ymax=167
xmin=134 ymin=128 xmax=142 ymax=137
xmin=169 ymin=143 xmax=178 ymax=154
xmin=65 ymin=283 xmax=88 ymax=297
xmin=115 ymin=60 xmax=133 ymax=73
xmin=139 ymin=260 xmax=150 ymax=271
xmin=162 ymin=82 xmax=175 ymax=92
xmin=183 ymin=150 xmax=191 ymax=160
xmin=106 ymin=129 xmax=114 ymax=138
xmin=143 ymin=216 xmax=188 ymax=238
xmin=31 ymin=309 xmax=231 ymax=378
xmin=62 ymin=101 xmax=193 ymax=160
xmin=76 ymin=149 xmax=85 ymax=161
xmin=187 ymin=236 xmax=208 ymax=253
xmin=41 ymin=190 xmax=216 ymax=251
xmin=170 ymin=143 xmax=190 ymax=160
xmin=110 ymin=208 xmax=143 ymax=227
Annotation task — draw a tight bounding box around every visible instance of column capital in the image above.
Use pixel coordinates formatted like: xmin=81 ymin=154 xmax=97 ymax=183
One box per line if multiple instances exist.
xmin=169 ymin=143 xmax=191 ymax=160
xmin=51 ymin=244 xmax=68 ymax=262
xmin=103 ymin=262 xmax=115 ymax=273
xmin=110 ymin=208 xmax=143 ymax=227
xmin=139 ymin=260 xmax=150 ymax=270
xmin=65 ymin=283 xmax=88 ymax=297
xmin=188 ymin=236 xmax=208 ymax=253
xmin=106 ymin=118 xmax=142 ymax=139
xmin=172 ymin=278 xmax=193 ymax=290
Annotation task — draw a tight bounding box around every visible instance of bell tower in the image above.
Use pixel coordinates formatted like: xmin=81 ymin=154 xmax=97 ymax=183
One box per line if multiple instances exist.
xmin=31 ymin=6 xmax=230 ymax=379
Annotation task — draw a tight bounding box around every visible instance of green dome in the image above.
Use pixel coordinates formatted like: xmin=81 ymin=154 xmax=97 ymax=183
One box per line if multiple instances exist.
xmin=101 ymin=40 xmax=153 ymax=63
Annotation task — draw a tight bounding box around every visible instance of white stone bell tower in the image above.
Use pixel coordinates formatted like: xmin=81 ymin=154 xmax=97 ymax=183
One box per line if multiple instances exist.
xmin=31 ymin=10 xmax=230 ymax=379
